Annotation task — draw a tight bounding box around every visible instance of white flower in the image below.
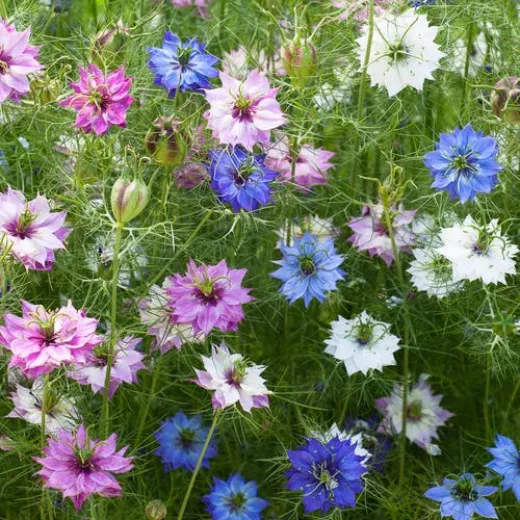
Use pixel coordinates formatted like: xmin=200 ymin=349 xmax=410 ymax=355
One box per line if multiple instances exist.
xmin=277 ymin=216 xmax=336 ymax=247
xmin=313 ymin=65 xmax=355 ymax=110
xmin=449 ymin=31 xmax=487 ymax=77
xmin=356 ymin=9 xmax=445 ymax=97
xmin=438 ymin=215 xmax=518 ymax=285
xmin=324 ymin=311 xmax=401 ymax=375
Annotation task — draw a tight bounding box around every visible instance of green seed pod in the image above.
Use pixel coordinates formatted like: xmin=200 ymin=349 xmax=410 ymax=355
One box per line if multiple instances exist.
xmin=145 ymin=500 xmax=167 ymax=520
xmin=145 ymin=116 xmax=187 ymax=167
xmin=281 ymin=31 xmax=317 ymax=89
xmin=111 ymin=178 xmax=149 ymax=224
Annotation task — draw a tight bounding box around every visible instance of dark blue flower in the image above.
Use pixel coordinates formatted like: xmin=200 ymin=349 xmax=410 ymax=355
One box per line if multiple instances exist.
xmin=154 ymin=411 xmax=218 ymax=472
xmin=424 ymin=473 xmax=498 ymax=520
xmin=147 ymin=33 xmax=219 ymax=96
xmin=285 ymin=437 xmax=366 ymax=514
xmin=486 ymin=434 xmax=520 ymax=502
xmin=208 ymin=147 xmax=278 ymax=212
xmin=424 ymin=124 xmax=502 ymax=203
xmin=409 ymin=0 xmax=435 ymax=6
xmin=203 ymin=472 xmax=268 ymax=520
xmin=271 ymin=232 xmax=345 ymax=307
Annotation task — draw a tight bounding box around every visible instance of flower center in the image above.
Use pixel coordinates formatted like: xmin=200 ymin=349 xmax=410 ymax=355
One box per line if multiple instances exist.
xmin=89 ymin=90 xmax=109 ymax=111
xmin=76 ymin=447 xmax=95 ymax=470
xmin=93 ymin=345 xmax=109 ymax=366
xmin=227 ymin=492 xmax=247 ymax=512
xmin=313 ymin=462 xmax=339 ymax=492
xmin=471 ymin=231 xmax=491 ymax=256
xmin=431 ymin=256 xmax=453 ymax=282
xmin=177 ymin=46 xmax=193 ymax=67
xmin=232 ymin=93 xmax=255 ymax=122
xmin=235 ymin=162 xmax=257 ymax=186
xmin=452 ymin=480 xmax=478 ymax=502
xmin=452 ymin=153 xmax=476 ymax=176
xmin=177 ymin=428 xmax=196 ymax=449
xmin=12 ymin=209 xmax=36 ymax=239
xmin=299 ymin=257 xmax=316 ymax=276
xmin=355 ymin=321 xmax=373 ymax=346
xmin=0 ymin=59 xmax=8 ymax=75
xmin=388 ymin=41 xmax=410 ymax=63
xmin=407 ymin=400 xmax=423 ymax=420
xmin=225 ymin=359 xmax=248 ymax=387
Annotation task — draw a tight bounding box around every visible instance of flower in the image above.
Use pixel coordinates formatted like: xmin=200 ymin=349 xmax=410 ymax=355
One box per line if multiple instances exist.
xmin=8 ymin=378 xmax=79 ymax=433
xmin=154 ymin=411 xmax=218 ymax=471
xmin=194 ymin=343 xmax=270 ymax=411
xmin=67 ymin=336 xmax=145 ymax=399
xmin=165 ymin=260 xmax=253 ymax=335
xmin=204 ymin=69 xmax=286 ymax=151
xmin=171 ymin=0 xmax=211 ymax=18
xmin=204 ymin=473 xmax=269 ymax=520
xmin=424 ymin=125 xmax=502 ymax=203
xmin=356 ymin=9 xmax=444 ymax=97
xmin=147 ymin=33 xmax=218 ymax=96
xmin=375 ymin=374 xmax=454 ymax=455
xmin=313 ymin=64 xmax=355 ymax=111
xmin=486 ymin=434 xmax=520 ymax=501
xmin=425 ymin=473 xmax=498 ymax=520
xmin=208 ymin=147 xmax=278 ymax=212
xmin=347 ymin=203 xmax=416 ymax=266
xmin=0 ymin=187 xmax=71 ymax=270
xmin=449 ymin=31 xmax=487 ymax=77
xmin=0 ymin=20 xmax=43 ymax=103
xmin=272 ymin=232 xmax=345 ymax=306
xmin=34 ymin=425 xmax=133 ymax=511
xmin=60 ymin=65 xmax=134 ymax=135
xmin=410 ymin=0 xmax=436 ymax=6
xmin=324 ymin=311 xmax=401 ymax=375
xmin=438 ymin=215 xmax=518 ymax=285
xmin=0 ymin=300 xmax=103 ymax=379
xmin=265 ymin=137 xmax=335 ymax=190
xmin=221 ymin=45 xmax=285 ymax=79
xmin=285 ymin=436 xmax=366 ymax=514
xmin=331 ymin=0 xmax=388 ymax=23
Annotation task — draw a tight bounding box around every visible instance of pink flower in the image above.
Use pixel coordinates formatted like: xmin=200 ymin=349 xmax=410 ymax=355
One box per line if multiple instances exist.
xmin=347 ymin=203 xmax=416 ymax=266
xmin=171 ymin=0 xmax=211 ymax=18
xmin=165 ymin=259 xmax=253 ymax=336
xmin=60 ymin=65 xmax=134 ymax=135
xmin=194 ymin=343 xmax=270 ymax=411
xmin=0 ymin=187 xmax=71 ymax=271
xmin=67 ymin=336 xmax=146 ymax=398
xmin=204 ymin=69 xmax=286 ymax=151
xmin=265 ymin=137 xmax=335 ymax=190
xmin=0 ymin=300 xmax=103 ymax=379
xmin=331 ymin=0 xmax=389 ymax=23
xmin=222 ymin=45 xmax=286 ymax=80
xmin=0 ymin=20 xmax=43 ymax=103
xmin=34 ymin=425 xmax=133 ymax=511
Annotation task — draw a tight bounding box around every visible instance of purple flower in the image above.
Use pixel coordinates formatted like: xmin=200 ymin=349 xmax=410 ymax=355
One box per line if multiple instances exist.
xmin=0 ymin=187 xmax=71 ymax=271
xmin=486 ymin=435 xmax=520 ymax=501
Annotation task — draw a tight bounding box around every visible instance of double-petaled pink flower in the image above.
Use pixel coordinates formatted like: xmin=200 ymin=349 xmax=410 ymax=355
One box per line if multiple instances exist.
xmin=204 ymin=69 xmax=286 ymax=151
xmin=0 ymin=187 xmax=71 ymax=271
xmin=0 ymin=300 xmax=102 ymax=379
xmin=60 ymin=64 xmax=134 ymax=135
xmin=35 ymin=425 xmax=133 ymax=511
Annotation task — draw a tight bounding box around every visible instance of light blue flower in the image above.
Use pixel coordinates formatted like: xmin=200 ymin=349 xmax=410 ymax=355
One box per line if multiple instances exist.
xmin=486 ymin=434 xmax=520 ymax=501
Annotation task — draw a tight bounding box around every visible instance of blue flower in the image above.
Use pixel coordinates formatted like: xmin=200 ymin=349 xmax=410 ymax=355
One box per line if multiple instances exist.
xmin=271 ymin=232 xmax=345 ymax=307
xmin=285 ymin=437 xmax=366 ymax=514
xmin=409 ymin=0 xmax=435 ymax=6
xmin=203 ymin=472 xmax=268 ymax=520
xmin=424 ymin=473 xmax=498 ymax=520
xmin=147 ymin=33 xmax=219 ymax=96
xmin=424 ymin=124 xmax=502 ymax=203
xmin=486 ymin=434 xmax=520 ymax=501
xmin=154 ymin=411 xmax=218 ymax=471
xmin=208 ymin=147 xmax=278 ymax=212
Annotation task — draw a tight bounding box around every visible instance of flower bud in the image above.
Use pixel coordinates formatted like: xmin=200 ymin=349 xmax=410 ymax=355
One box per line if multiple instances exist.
xmin=90 ymin=21 xmax=130 ymax=66
xmin=145 ymin=500 xmax=167 ymax=520
xmin=30 ymin=74 xmax=61 ymax=104
xmin=111 ymin=178 xmax=149 ymax=224
xmin=145 ymin=116 xmax=187 ymax=167
xmin=281 ymin=31 xmax=317 ymax=89
xmin=491 ymin=77 xmax=520 ymax=124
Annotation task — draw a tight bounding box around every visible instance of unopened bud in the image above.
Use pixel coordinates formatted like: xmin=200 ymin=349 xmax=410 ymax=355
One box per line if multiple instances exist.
xmin=91 ymin=21 xmax=130 ymax=66
xmin=145 ymin=116 xmax=187 ymax=167
xmin=145 ymin=500 xmax=167 ymax=520
xmin=30 ymin=74 xmax=61 ymax=104
xmin=491 ymin=76 xmax=520 ymax=124
xmin=111 ymin=178 xmax=149 ymax=224
xmin=281 ymin=31 xmax=317 ymax=89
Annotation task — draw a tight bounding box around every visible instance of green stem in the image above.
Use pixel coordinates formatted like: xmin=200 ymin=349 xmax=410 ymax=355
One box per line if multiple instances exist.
xmin=484 ymin=350 xmax=492 ymax=439
xmin=89 ymin=500 xmax=98 ymax=520
xmin=461 ymin=6 xmax=475 ymax=113
xmin=177 ymin=410 xmax=221 ymax=520
xmin=503 ymin=375 xmax=520 ymax=427
xmin=102 ymin=222 xmax=124 ymax=437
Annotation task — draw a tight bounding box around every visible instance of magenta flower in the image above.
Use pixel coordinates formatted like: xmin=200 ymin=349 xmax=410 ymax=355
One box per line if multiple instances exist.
xmin=60 ymin=65 xmax=134 ymax=135
xmin=347 ymin=203 xmax=416 ymax=266
xmin=194 ymin=343 xmax=271 ymax=411
xmin=204 ymin=69 xmax=286 ymax=151
xmin=35 ymin=425 xmax=133 ymax=511
xmin=0 ymin=20 xmax=43 ymax=103
xmin=165 ymin=259 xmax=253 ymax=336
xmin=0 ymin=300 xmax=103 ymax=379
xmin=67 ymin=336 xmax=146 ymax=398
xmin=266 ymin=137 xmax=335 ymax=190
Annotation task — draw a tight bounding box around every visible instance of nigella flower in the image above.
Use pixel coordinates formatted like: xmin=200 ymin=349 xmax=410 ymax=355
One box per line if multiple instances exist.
xmin=425 ymin=473 xmax=498 ymax=520
xmin=222 ymin=45 xmax=285 ymax=79
xmin=0 ymin=187 xmax=71 ymax=271
xmin=194 ymin=343 xmax=271 ymax=412
xmin=486 ymin=435 xmax=520 ymax=501
xmin=375 ymin=374 xmax=454 ymax=455
xmin=285 ymin=436 xmax=366 ymax=514
xmin=331 ymin=0 xmax=388 ymax=23
xmin=147 ymin=33 xmax=218 ymax=96
xmin=165 ymin=259 xmax=253 ymax=335
xmin=0 ymin=20 xmax=43 ymax=103
xmin=0 ymin=300 xmax=103 ymax=379
xmin=60 ymin=65 xmax=134 ymax=135
xmin=67 ymin=336 xmax=145 ymax=399
xmin=324 ymin=311 xmax=401 ymax=376
xmin=204 ymin=473 xmax=268 ymax=520
xmin=154 ymin=411 xmax=218 ymax=472
xmin=272 ymin=232 xmax=345 ymax=307
xmin=170 ymin=0 xmax=212 ymax=18
xmin=204 ymin=69 xmax=286 ymax=151
xmin=34 ymin=425 xmax=133 ymax=511
xmin=208 ymin=147 xmax=278 ymax=212
xmin=410 ymin=0 xmax=435 ymax=6
xmin=424 ymin=125 xmax=502 ymax=203
xmin=347 ymin=203 xmax=416 ymax=266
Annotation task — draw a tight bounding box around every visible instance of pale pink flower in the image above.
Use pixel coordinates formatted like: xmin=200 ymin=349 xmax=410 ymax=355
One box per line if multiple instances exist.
xmin=171 ymin=0 xmax=211 ymax=18
xmin=222 ymin=45 xmax=285 ymax=79
xmin=331 ymin=0 xmax=389 ymax=23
